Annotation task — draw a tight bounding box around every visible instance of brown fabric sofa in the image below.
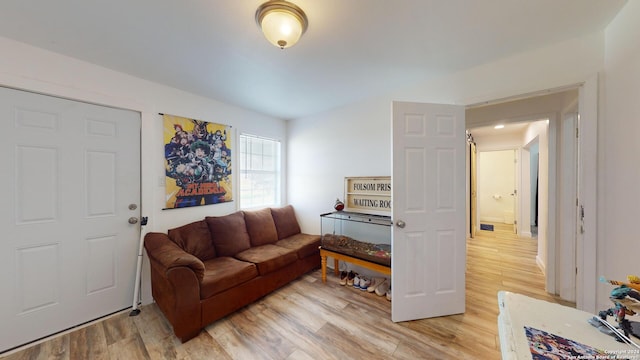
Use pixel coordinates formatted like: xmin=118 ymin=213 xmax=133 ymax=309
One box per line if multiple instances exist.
xmin=144 ymin=205 xmax=320 ymax=342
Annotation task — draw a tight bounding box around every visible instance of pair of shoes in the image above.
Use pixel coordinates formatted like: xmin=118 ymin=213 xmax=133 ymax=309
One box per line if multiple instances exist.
xmin=353 ymin=274 xmax=364 ymax=288
xmin=386 ymin=285 xmax=392 ymax=301
xmin=346 ymin=271 xmax=357 ymax=286
xmin=358 ymin=277 xmax=371 ymax=291
xmin=375 ymin=279 xmax=389 ymax=297
xmin=339 ymin=271 xmax=348 ymax=286
xmin=367 ymin=277 xmax=385 ymax=293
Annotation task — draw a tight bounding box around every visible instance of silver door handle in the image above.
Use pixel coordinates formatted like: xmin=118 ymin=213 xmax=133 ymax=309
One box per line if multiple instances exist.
xmin=395 ymin=220 xmax=406 ymax=228
xmin=128 ymin=217 xmax=139 ymax=224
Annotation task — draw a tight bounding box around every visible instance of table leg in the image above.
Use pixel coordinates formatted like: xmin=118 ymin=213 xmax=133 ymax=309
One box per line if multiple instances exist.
xmin=321 ymin=254 xmax=327 ymax=283
xmin=334 ymin=259 xmax=339 ymax=276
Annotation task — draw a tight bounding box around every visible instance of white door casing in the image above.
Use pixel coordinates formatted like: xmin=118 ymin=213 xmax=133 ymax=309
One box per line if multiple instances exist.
xmin=512 ymin=149 xmax=519 ymax=234
xmin=391 ymin=101 xmax=466 ymax=322
xmin=559 ymin=112 xmax=578 ymax=302
xmin=470 ymin=142 xmax=477 ymax=239
xmin=0 ymin=87 xmax=141 ymax=352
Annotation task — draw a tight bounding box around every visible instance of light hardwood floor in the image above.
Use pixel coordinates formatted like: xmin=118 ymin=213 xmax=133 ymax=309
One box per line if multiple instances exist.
xmin=1 ymin=223 xmax=573 ymax=360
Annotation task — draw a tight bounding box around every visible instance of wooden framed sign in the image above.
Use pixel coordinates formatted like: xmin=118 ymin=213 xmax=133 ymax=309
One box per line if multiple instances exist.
xmin=344 ymin=176 xmax=391 ymax=215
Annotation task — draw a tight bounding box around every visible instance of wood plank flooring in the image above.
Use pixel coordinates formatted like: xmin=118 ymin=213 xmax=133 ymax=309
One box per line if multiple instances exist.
xmin=1 ymin=223 xmax=574 ymax=359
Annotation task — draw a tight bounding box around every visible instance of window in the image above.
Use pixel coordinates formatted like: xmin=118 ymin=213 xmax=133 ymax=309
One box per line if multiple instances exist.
xmin=239 ymin=134 xmax=281 ymax=209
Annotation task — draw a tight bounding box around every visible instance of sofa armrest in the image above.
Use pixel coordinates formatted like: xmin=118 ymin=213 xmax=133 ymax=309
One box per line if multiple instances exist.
xmin=144 ymin=232 xmax=205 ymax=282
xmin=145 ymin=232 xmax=204 ymax=341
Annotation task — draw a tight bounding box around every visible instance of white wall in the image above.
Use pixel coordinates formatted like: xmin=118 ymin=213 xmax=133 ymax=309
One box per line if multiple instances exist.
xmin=474 ymin=132 xmax=523 ymax=150
xmin=0 ymin=36 xmax=287 ymax=304
xmin=288 ymin=99 xmax=392 ymax=233
xmin=289 ymin=32 xmax=604 ymax=237
xmin=599 ymin=1 xmax=640 ymax=310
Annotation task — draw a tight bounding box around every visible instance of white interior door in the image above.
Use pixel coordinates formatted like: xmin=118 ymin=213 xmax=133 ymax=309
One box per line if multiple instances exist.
xmin=477 ymin=150 xmax=517 ymax=230
xmin=391 ymin=101 xmax=466 ymax=322
xmin=0 ymin=87 xmax=141 ymax=352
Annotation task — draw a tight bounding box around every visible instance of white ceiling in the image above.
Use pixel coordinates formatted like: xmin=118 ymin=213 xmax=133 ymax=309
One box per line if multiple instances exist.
xmin=0 ymin=0 xmax=626 ymax=119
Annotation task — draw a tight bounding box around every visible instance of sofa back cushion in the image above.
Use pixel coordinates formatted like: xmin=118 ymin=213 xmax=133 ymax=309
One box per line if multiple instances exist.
xmin=167 ymin=220 xmax=216 ymax=261
xmin=270 ymin=205 xmax=301 ymax=239
xmin=205 ymin=211 xmax=251 ymax=257
xmin=244 ymin=208 xmax=279 ymax=247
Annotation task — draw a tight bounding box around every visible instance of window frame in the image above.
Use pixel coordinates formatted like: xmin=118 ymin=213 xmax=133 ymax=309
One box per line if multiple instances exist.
xmin=238 ymin=133 xmax=282 ymax=210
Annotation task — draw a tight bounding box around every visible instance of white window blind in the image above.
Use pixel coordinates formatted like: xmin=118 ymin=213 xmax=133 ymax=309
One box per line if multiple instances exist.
xmin=239 ymin=134 xmax=281 ymax=209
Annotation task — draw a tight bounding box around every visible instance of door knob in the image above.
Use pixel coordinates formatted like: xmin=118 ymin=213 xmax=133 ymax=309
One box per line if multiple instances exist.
xmin=128 ymin=217 xmax=139 ymax=224
xmin=395 ymin=220 xmax=406 ymax=228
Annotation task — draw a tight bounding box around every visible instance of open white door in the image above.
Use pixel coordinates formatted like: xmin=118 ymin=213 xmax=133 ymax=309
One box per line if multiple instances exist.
xmin=391 ymin=101 xmax=466 ymax=322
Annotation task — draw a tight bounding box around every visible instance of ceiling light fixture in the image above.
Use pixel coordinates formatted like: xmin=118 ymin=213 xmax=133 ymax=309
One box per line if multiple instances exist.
xmin=255 ymin=0 xmax=308 ymax=49
xmin=494 ymin=124 xmax=505 ymax=129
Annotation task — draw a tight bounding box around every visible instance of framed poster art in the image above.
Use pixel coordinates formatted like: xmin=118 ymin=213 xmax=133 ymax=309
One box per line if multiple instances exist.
xmin=163 ymin=114 xmax=232 ymax=208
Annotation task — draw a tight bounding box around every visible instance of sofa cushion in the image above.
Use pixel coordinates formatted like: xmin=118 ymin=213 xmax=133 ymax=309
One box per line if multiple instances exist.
xmin=234 ymin=244 xmax=298 ymax=275
xmin=206 ymin=211 xmax=251 ymax=257
xmin=270 ymin=205 xmax=301 ymax=240
xmin=200 ymin=257 xmax=258 ymax=299
xmin=275 ymin=233 xmax=321 ymax=259
xmin=244 ymin=208 xmax=278 ymax=247
xmin=167 ymin=220 xmax=216 ymax=261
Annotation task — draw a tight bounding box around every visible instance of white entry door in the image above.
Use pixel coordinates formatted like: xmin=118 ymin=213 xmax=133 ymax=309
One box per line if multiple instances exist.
xmin=0 ymin=87 xmax=141 ymax=352
xmin=391 ymin=101 xmax=466 ymax=322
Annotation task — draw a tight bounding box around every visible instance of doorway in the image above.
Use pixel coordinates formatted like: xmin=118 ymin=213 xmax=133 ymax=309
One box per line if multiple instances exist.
xmin=465 ymin=87 xmax=583 ymax=304
xmin=468 ymin=120 xmax=537 ymax=239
